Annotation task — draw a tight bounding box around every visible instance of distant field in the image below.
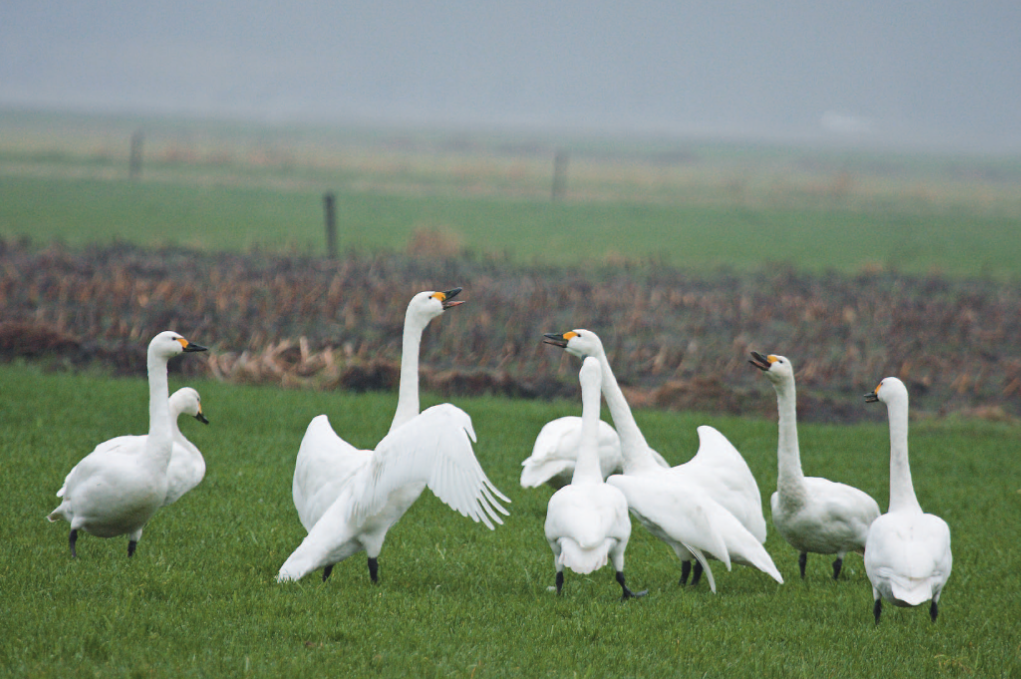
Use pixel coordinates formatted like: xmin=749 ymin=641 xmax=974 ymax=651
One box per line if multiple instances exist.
xmin=2 ymin=362 xmax=1019 ymax=678
xmin=2 ymin=110 xmax=1020 ymax=277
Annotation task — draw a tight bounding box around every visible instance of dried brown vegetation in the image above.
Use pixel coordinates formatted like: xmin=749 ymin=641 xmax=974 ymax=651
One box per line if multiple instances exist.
xmin=3 ymin=239 xmax=1019 ymax=422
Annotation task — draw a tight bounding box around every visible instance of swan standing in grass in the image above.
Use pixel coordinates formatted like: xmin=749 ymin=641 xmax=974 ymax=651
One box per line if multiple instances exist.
xmin=280 ymin=288 xmax=510 ymax=584
xmin=864 ymin=377 xmax=952 ymax=624
xmin=291 ymin=288 xmax=465 ymax=581
xmin=544 ymin=329 xmax=782 ymax=592
xmin=544 ymin=357 xmax=646 ymax=600
xmin=54 ymin=388 xmax=210 ymax=509
xmin=750 ymin=352 xmax=880 ymax=580
xmin=47 ymin=331 xmax=207 ymax=557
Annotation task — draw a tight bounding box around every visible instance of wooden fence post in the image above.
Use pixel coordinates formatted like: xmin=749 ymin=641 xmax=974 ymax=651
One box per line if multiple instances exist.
xmin=323 ymin=192 xmax=337 ymax=258
xmin=129 ymin=130 xmax=144 ymax=180
xmin=551 ymin=149 xmax=569 ymax=201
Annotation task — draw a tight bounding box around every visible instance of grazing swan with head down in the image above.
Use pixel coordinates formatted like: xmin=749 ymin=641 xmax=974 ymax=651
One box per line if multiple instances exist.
xmin=280 ymin=288 xmax=510 ymax=584
xmin=864 ymin=377 xmax=952 ymax=624
xmin=54 ymin=387 xmax=210 ymax=509
xmin=544 ymin=356 xmax=646 ymax=600
xmin=750 ymin=352 xmax=880 ymax=580
xmin=47 ymin=331 xmax=207 ymax=557
xmin=544 ymin=329 xmax=781 ymax=592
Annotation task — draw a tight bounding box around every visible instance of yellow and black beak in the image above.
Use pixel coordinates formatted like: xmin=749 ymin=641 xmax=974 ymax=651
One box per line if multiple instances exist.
xmin=749 ymin=351 xmax=774 ymax=371
xmin=177 ymin=338 xmax=208 ymax=353
xmin=543 ymin=331 xmax=577 ymax=349
xmin=864 ymin=384 xmax=881 ymax=403
xmin=433 ymin=287 xmax=465 ymax=310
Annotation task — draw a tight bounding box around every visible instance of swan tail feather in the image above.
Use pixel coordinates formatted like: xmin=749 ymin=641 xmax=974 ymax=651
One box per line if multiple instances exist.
xmin=557 ymin=538 xmax=612 ymax=575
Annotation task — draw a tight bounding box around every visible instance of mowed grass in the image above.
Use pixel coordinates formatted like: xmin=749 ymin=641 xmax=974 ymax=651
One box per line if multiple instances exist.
xmin=1 ymin=362 xmax=1019 ymax=678
xmin=2 ymin=173 xmax=1021 ymax=278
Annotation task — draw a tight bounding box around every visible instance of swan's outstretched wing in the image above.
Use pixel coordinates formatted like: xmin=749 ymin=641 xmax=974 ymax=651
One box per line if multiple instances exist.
xmin=293 ymin=415 xmax=369 ymax=531
xmin=352 ymin=404 xmax=510 ymax=529
xmin=671 ymin=425 xmax=767 ymax=543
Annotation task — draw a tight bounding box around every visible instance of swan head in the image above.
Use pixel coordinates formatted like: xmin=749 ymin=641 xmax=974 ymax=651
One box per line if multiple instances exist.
xmin=170 ymin=387 xmax=209 ymax=424
xmin=749 ymin=352 xmax=794 ymax=384
xmin=543 ymin=328 xmax=604 ymax=359
xmin=407 ymin=288 xmax=465 ymax=324
xmin=149 ymin=331 xmax=207 ymax=361
xmin=865 ymin=376 xmax=908 ymax=405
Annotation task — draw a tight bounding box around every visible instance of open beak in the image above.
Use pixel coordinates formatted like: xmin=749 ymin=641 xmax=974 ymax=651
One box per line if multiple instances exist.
xmin=440 ymin=287 xmax=465 ymax=310
xmin=195 ymin=412 xmax=210 ymax=425
xmin=748 ymin=351 xmax=772 ymax=371
xmin=543 ymin=332 xmax=569 ymax=348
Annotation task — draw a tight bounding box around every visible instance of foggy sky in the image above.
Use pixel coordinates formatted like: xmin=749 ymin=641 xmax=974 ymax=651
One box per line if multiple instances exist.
xmin=2 ymin=0 xmax=1020 ymax=150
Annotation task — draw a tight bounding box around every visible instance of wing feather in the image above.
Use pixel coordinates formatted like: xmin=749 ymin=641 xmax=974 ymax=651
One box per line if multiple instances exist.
xmin=350 ymin=404 xmax=509 ymax=528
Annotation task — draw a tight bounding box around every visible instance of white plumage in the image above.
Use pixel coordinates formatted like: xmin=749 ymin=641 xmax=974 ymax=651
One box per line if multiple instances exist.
xmin=544 ymin=329 xmax=782 ymax=592
xmin=277 ymin=404 xmax=509 ymax=583
xmin=750 ymin=352 xmax=880 ymax=580
xmin=544 ymin=357 xmax=644 ymax=598
xmin=864 ymin=377 xmax=952 ymax=624
xmin=47 ymin=331 xmax=207 ymax=557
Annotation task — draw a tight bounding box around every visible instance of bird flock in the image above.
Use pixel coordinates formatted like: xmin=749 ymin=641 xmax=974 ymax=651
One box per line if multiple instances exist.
xmin=47 ymin=288 xmax=952 ymax=625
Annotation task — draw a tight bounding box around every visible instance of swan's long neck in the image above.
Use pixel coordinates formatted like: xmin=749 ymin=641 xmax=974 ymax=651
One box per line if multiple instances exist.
xmin=146 ymin=351 xmax=174 ymax=470
xmin=886 ymin=395 xmax=921 ymax=513
xmin=572 ymin=372 xmax=604 ymax=485
xmin=594 ymin=351 xmax=659 ymax=474
xmin=389 ymin=312 xmax=428 ymax=433
xmin=773 ymin=377 xmax=806 ymax=502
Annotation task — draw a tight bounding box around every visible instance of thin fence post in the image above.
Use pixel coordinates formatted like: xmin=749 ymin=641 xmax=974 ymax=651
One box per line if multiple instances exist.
xmin=551 ymin=149 xmax=569 ymax=201
xmin=129 ymin=130 xmax=144 ymax=180
xmin=323 ymin=192 xmax=337 ymax=258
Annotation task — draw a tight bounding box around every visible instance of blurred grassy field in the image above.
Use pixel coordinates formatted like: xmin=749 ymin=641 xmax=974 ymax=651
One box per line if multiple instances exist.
xmin=2 ymin=110 xmax=1020 ymax=277
xmin=2 ymin=361 xmax=1019 ymax=678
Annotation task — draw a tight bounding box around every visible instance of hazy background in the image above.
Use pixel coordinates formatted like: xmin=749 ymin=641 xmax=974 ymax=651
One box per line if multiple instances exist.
xmin=2 ymin=0 xmax=1020 ymax=151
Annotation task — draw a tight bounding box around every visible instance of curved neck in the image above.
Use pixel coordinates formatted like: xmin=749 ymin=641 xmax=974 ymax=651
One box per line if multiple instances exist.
xmin=389 ymin=311 xmax=429 ymax=433
xmin=773 ymin=379 xmax=805 ymax=495
xmin=146 ymin=352 xmax=173 ymax=468
xmin=572 ymin=375 xmax=604 ymax=484
xmin=886 ymin=396 xmax=920 ymax=512
xmin=594 ymin=352 xmax=659 ymax=473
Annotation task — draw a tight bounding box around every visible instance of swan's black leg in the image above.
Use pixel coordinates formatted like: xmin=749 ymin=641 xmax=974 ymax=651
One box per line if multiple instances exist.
xmin=367 ymin=557 xmax=379 ymax=583
xmin=679 ymin=560 xmax=691 ymax=586
xmin=832 ymin=557 xmax=843 ymax=580
xmin=616 ymin=571 xmax=647 ymax=601
xmin=127 ymin=540 xmax=138 ymax=558
xmin=690 ymin=561 xmax=703 ymax=587
xmin=69 ymin=529 xmax=78 ymax=558
xmin=873 ymin=599 xmax=882 ymax=625
xmin=555 ymin=571 xmax=564 ymax=595
xmin=798 ymin=552 xmax=808 ymax=579
xmin=322 ymin=565 xmax=333 ymax=582
xmin=930 ymin=600 xmax=938 ymax=622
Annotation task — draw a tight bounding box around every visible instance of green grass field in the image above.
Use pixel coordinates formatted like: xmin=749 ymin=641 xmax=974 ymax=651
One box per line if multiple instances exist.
xmin=2 ymin=362 xmax=1019 ymax=678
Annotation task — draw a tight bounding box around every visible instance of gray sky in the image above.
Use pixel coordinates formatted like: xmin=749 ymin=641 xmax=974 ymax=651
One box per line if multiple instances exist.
xmin=3 ymin=0 xmax=1020 ymax=150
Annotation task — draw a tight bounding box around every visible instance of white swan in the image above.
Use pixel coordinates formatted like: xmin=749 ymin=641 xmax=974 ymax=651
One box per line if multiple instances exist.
xmin=521 ymin=418 xmax=669 ymax=490
xmin=54 ymin=387 xmax=210 ymax=509
xmin=750 ymin=352 xmax=880 ymax=580
xmin=291 ymin=288 xmax=465 ymax=580
xmin=864 ymin=377 xmax=952 ymax=624
xmin=276 ymin=404 xmax=510 ymax=583
xmin=544 ymin=357 xmax=645 ymax=599
xmin=47 ymin=331 xmax=207 ymax=557
xmin=280 ymin=288 xmax=511 ymax=584
xmin=544 ymin=329 xmax=782 ymax=592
